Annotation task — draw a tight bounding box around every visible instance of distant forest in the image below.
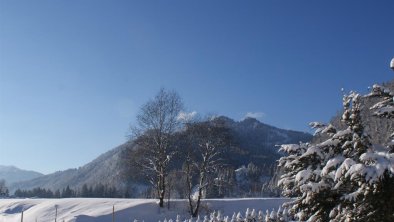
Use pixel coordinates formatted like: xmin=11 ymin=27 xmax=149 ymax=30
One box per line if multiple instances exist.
xmin=13 ymin=183 xmax=130 ymax=199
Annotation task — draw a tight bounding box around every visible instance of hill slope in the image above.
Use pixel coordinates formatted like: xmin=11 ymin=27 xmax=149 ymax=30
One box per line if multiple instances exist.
xmin=10 ymin=143 xmax=131 ymax=193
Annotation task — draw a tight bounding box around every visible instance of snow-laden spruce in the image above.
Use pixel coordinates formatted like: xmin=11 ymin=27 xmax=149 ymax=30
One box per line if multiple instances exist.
xmin=278 ymin=86 xmax=394 ymax=222
xmin=367 ymin=84 xmax=394 ymax=118
xmin=162 ymin=207 xmax=290 ymax=222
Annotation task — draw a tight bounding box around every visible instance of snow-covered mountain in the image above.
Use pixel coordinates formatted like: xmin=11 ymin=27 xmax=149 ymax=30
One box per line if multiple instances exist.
xmin=215 ymin=116 xmax=312 ymax=166
xmin=0 ymin=165 xmax=43 ymax=184
xmin=10 ymin=117 xmax=312 ymax=194
xmin=10 ymin=143 xmax=131 ymax=193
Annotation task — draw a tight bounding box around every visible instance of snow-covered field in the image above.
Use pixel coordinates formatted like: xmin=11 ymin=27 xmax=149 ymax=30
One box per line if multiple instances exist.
xmin=0 ymin=198 xmax=291 ymax=222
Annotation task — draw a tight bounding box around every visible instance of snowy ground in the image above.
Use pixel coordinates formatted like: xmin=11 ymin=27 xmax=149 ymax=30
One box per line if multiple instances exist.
xmin=0 ymin=198 xmax=291 ymax=222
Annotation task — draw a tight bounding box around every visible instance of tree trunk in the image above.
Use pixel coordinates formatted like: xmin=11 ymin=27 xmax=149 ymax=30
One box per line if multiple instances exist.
xmin=192 ymin=187 xmax=203 ymax=217
xmin=192 ymin=173 xmax=205 ymax=218
xmin=192 ymin=209 xmax=198 ymax=218
xmin=186 ymin=162 xmax=194 ymax=215
xmin=158 ymin=172 xmax=165 ymax=208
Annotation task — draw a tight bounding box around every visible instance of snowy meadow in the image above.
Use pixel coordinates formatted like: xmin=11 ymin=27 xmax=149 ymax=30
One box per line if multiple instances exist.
xmin=0 ymin=198 xmax=291 ymax=222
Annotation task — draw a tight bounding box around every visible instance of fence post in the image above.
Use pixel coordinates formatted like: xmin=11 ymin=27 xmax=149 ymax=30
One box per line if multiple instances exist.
xmin=20 ymin=210 xmax=23 ymax=222
xmin=55 ymin=205 xmax=58 ymax=222
xmin=112 ymin=205 xmax=115 ymax=222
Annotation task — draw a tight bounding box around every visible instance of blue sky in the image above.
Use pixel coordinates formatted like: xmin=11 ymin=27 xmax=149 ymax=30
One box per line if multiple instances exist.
xmin=1 ymin=1 xmax=394 ymax=174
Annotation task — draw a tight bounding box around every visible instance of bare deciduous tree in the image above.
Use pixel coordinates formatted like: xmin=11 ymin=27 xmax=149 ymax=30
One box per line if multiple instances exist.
xmin=131 ymin=88 xmax=183 ymax=208
xmin=182 ymin=120 xmax=231 ymax=217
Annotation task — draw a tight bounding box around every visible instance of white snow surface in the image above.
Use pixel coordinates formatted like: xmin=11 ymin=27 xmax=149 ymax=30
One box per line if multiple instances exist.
xmin=0 ymin=198 xmax=291 ymax=222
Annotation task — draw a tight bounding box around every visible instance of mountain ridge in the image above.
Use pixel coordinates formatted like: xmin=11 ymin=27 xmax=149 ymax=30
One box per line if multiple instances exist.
xmin=0 ymin=165 xmax=44 ymax=185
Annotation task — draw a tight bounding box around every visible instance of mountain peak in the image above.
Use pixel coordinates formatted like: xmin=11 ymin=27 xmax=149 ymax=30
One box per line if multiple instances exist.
xmin=241 ymin=117 xmax=261 ymax=124
xmin=211 ymin=115 xmax=235 ymax=123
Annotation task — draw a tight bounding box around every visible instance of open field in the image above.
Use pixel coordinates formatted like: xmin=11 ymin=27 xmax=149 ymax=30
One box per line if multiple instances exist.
xmin=0 ymin=198 xmax=291 ymax=222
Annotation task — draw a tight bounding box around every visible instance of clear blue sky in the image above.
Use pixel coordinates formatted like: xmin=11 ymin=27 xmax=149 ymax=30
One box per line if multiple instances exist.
xmin=1 ymin=1 xmax=393 ymax=174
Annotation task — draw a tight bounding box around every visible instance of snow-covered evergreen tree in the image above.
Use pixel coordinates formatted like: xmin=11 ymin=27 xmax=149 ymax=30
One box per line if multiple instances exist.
xmin=279 ymin=86 xmax=394 ymax=221
xmin=257 ymin=210 xmax=264 ymax=222
xmin=367 ymin=84 xmax=394 ymax=119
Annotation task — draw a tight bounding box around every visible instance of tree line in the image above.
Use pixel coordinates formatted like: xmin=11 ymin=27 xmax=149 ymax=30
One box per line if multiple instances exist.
xmin=13 ymin=183 xmax=129 ymax=198
xmin=0 ymin=179 xmax=9 ymax=197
